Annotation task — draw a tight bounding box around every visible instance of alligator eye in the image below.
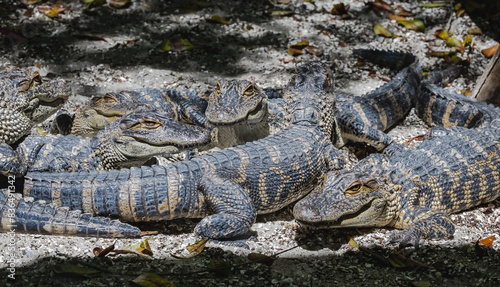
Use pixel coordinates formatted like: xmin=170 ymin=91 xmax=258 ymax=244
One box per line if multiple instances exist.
xmin=243 ymin=84 xmax=256 ymax=97
xmin=139 ymin=118 xmax=162 ymax=129
xmin=18 ymin=79 xmax=30 ymax=92
xmin=345 ymin=181 xmax=363 ymax=197
xmin=31 ymin=74 xmax=42 ymax=87
xmin=95 ymin=94 xmax=117 ymax=104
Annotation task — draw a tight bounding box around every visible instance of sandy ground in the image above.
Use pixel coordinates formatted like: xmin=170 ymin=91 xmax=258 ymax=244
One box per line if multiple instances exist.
xmin=0 ymin=0 xmax=500 ymax=286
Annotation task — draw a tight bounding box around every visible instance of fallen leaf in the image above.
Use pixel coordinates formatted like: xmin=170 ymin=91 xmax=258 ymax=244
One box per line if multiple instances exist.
xmin=412 ymin=281 xmax=431 ymax=287
xmin=467 ymin=28 xmax=482 ymax=35
xmin=479 ymin=235 xmax=495 ymax=247
xmin=123 ymin=238 xmax=154 ymax=256
xmin=397 ymin=19 xmax=425 ymax=32
xmin=446 ymin=37 xmax=462 ymax=47
xmin=419 ymin=2 xmax=446 ymax=8
xmin=160 ymin=38 xmax=198 ymax=52
xmin=109 ymin=0 xmax=131 ymax=9
xmin=21 ymin=0 xmax=42 ymax=5
xmin=93 ymin=242 xmax=115 ymax=257
xmin=348 ymin=237 xmax=359 ymax=249
xmin=207 ymin=15 xmax=230 ymax=24
xmin=330 ymin=3 xmax=351 ymax=19
xmin=387 ymin=252 xmax=406 ymax=268
xmin=171 ymin=238 xmax=209 ymax=259
xmin=370 ymin=0 xmax=392 ymax=14
xmin=388 ymin=14 xmax=407 ymax=21
xmin=248 ymin=253 xmax=275 ymax=266
xmin=481 ymin=44 xmax=499 ymax=58
xmin=427 ymin=50 xmax=454 ymax=58
xmin=132 ymin=273 xmax=176 ymax=287
xmin=53 ymin=263 xmax=101 ymax=278
xmin=81 ymin=0 xmax=106 ymax=9
xmin=373 ymin=23 xmax=398 ymax=38
xmin=271 ymin=10 xmax=293 ymax=16
xmin=435 ymin=29 xmax=449 ymax=40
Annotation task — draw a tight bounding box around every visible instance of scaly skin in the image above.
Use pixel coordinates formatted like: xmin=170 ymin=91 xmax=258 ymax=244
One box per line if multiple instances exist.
xmin=0 ymin=109 xmax=211 ymax=177
xmin=294 ymin=126 xmax=500 ymax=248
xmin=0 ymin=66 xmax=70 ymax=144
xmin=0 ymin=189 xmax=140 ymax=237
xmin=24 ymin=61 xmax=344 ymax=242
xmin=71 ymin=88 xmax=210 ymax=137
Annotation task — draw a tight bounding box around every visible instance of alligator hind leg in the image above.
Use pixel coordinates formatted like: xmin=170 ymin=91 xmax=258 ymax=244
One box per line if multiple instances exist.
xmin=195 ymin=172 xmax=257 ymax=241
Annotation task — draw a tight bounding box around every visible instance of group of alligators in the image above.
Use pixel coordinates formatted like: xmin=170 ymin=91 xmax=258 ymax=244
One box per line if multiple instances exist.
xmin=0 ymin=49 xmax=499 ymax=249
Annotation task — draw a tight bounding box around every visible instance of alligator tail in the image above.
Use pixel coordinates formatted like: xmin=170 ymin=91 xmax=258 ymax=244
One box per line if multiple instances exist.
xmin=0 ymin=189 xmax=140 ymax=237
xmin=24 ymin=164 xmax=206 ymax=223
xmin=353 ymin=49 xmax=417 ymax=71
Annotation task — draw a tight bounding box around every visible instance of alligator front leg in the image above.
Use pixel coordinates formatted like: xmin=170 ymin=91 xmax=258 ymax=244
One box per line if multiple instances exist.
xmin=194 ymin=171 xmax=256 ymax=240
xmin=0 ymin=142 xmax=43 ymax=177
xmin=391 ymin=207 xmax=455 ymax=249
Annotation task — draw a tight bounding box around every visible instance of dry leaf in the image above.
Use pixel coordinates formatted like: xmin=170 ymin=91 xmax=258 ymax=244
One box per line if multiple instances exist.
xmin=412 ymin=281 xmax=431 ymax=287
xmin=248 ymin=253 xmax=275 ymax=266
xmin=160 ymin=38 xmax=198 ymax=52
xmin=388 ymin=14 xmax=407 ymax=21
xmin=479 ymin=235 xmax=495 ymax=247
xmin=467 ymin=28 xmax=482 ymax=35
xmin=271 ymin=10 xmax=293 ymax=16
xmin=481 ymin=44 xmax=499 ymax=58
xmin=109 ymin=0 xmax=131 ymax=9
xmin=21 ymin=0 xmax=42 ymax=5
xmin=446 ymin=37 xmax=462 ymax=48
xmin=207 ymin=15 xmax=230 ymax=24
xmin=373 ymin=23 xmax=398 ymax=38
xmin=397 ymin=19 xmax=425 ymax=32
xmin=171 ymin=238 xmax=209 ymax=259
xmin=348 ymin=237 xmax=359 ymax=249
xmin=93 ymin=242 xmax=115 ymax=257
xmin=419 ymin=2 xmax=446 ymax=8
xmin=370 ymin=0 xmax=392 ymax=14
xmin=133 ymin=273 xmax=176 ymax=287
xmin=435 ymin=29 xmax=449 ymax=40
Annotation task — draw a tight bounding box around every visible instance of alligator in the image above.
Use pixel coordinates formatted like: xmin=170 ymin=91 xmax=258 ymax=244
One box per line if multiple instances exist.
xmin=70 ymin=88 xmax=211 ymax=137
xmin=0 ymin=109 xmax=211 ymax=177
xmin=416 ymin=82 xmax=500 ymax=129
xmin=23 ymin=61 xmax=344 ymax=242
xmin=294 ymin=126 xmax=500 ymax=248
xmin=205 ymin=79 xmax=288 ymax=148
xmin=0 ymin=66 xmax=70 ymax=144
xmin=0 ymin=188 xmax=140 ymax=237
xmin=205 ymin=50 xmax=446 ymax=151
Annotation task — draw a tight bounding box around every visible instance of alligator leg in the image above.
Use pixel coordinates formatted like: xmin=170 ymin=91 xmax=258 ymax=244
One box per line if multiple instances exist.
xmin=0 ymin=142 xmax=43 ymax=177
xmin=390 ymin=207 xmax=455 ymax=249
xmin=194 ymin=171 xmax=257 ymax=240
xmin=0 ymin=189 xmax=140 ymax=237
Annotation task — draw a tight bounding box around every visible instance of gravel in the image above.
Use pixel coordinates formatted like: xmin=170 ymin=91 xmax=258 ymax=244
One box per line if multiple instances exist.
xmin=1 ymin=0 xmax=500 ymax=286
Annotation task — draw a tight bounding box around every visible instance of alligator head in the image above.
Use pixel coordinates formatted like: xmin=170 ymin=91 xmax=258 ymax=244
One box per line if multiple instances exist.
xmin=0 ymin=66 xmax=70 ymax=144
xmin=204 ymin=79 xmax=270 ymax=148
xmin=293 ymin=170 xmax=396 ymax=228
xmin=71 ymin=91 xmax=142 ymax=137
xmin=97 ymin=108 xmax=212 ymax=170
xmin=283 ymin=61 xmax=343 ymax=146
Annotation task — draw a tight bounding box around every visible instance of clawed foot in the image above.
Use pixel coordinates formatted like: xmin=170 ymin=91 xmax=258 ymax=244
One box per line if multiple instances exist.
xmin=389 ymin=228 xmax=422 ymax=249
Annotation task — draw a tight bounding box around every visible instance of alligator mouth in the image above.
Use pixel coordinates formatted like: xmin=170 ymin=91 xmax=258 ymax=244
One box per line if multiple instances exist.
xmin=295 ymin=199 xmax=378 ymax=229
xmin=115 ymin=135 xmax=210 ymax=149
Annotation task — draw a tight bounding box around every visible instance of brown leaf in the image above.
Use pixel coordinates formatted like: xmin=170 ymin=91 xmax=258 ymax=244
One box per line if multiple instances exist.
xmin=94 ymin=242 xmax=115 ymax=257
xmin=186 ymin=238 xmax=209 ymax=254
xmin=21 ymin=0 xmax=42 ymax=5
xmin=435 ymin=29 xmax=449 ymax=40
xmin=427 ymin=50 xmax=454 ymax=58
xmin=74 ymin=34 xmax=107 ymax=42
xmin=271 ymin=10 xmax=294 ymax=16
xmin=370 ymin=0 xmax=393 ymax=14
xmin=108 ymin=0 xmax=131 ymax=9
xmin=248 ymin=253 xmax=275 ymax=266
xmin=481 ymin=44 xmax=499 ymax=58
xmin=331 ymin=3 xmax=351 ymax=19
xmin=388 ymin=14 xmax=407 ymax=21
xmin=479 ymin=235 xmax=495 ymax=247
xmin=467 ymin=28 xmax=482 ymax=35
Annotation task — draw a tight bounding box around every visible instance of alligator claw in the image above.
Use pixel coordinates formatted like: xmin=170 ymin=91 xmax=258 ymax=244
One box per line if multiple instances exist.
xmin=389 ymin=228 xmax=422 ymax=249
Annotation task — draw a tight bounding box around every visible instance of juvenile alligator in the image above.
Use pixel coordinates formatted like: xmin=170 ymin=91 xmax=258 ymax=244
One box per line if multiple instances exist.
xmin=70 ymin=88 xmax=210 ymax=137
xmin=0 ymin=189 xmax=140 ymax=237
xmin=416 ymin=82 xmax=500 ymax=129
xmin=0 ymin=66 xmax=70 ymax=144
xmin=294 ymin=126 xmax=500 ymax=248
xmin=23 ymin=61 xmax=344 ymax=242
xmin=205 ymin=79 xmax=287 ymax=148
xmin=0 ymin=109 xmax=211 ymax=177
